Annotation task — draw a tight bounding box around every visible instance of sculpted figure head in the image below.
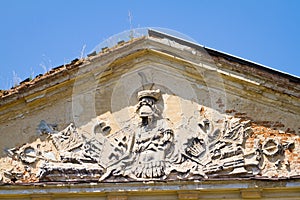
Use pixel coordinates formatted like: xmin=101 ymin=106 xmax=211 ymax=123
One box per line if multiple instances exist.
xmin=136 ymin=89 xmax=161 ymax=126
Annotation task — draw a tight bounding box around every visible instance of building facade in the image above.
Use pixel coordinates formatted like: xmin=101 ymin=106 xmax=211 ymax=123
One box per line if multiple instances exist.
xmin=0 ymin=30 xmax=300 ymax=199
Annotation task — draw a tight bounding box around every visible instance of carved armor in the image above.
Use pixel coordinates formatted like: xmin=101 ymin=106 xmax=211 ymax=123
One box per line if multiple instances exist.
xmin=0 ymin=89 xmax=296 ymax=183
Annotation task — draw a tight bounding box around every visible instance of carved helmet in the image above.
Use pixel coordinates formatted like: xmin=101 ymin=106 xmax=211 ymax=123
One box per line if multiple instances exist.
xmin=137 ymin=89 xmax=161 ymax=118
xmin=137 ymin=89 xmax=161 ymax=101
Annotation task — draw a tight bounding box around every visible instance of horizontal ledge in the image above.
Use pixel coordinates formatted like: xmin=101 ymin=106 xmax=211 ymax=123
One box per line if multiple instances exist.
xmin=1 ymin=179 xmax=300 ymax=196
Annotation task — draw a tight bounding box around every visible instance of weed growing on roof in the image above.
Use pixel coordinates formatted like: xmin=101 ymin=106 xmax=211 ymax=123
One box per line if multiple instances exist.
xmin=40 ymin=54 xmax=53 ymax=74
xmin=80 ymin=44 xmax=87 ymax=59
xmin=12 ymin=71 xmax=21 ymax=87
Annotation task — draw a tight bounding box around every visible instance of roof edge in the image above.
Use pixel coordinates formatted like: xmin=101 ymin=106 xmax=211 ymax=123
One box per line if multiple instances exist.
xmin=148 ymin=29 xmax=300 ymax=84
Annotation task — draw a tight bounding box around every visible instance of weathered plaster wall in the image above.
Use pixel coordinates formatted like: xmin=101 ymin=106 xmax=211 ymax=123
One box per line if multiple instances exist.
xmin=0 ymin=83 xmax=74 ymax=156
xmin=0 ymin=36 xmax=299 ymax=198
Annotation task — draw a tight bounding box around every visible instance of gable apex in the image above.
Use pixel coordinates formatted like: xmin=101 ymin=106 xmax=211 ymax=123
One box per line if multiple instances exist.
xmin=0 ymin=29 xmax=299 ymax=193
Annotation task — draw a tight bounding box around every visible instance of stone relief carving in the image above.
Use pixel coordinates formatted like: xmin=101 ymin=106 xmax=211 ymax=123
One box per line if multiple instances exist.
xmin=0 ymin=89 xmax=297 ymax=183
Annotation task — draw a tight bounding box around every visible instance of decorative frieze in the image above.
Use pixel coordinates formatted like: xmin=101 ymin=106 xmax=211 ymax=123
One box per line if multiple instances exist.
xmin=0 ymin=89 xmax=297 ymax=183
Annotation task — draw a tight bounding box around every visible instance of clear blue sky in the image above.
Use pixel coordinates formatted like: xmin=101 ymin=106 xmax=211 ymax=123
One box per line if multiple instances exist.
xmin=0 ymin=0 xmax=299 ymax=90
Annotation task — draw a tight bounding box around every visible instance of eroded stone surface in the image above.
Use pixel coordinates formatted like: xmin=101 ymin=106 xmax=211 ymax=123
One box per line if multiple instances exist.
xmin=0 ymin=33 xmax=299 ymax=185
xmin=0 ymin=89 xmax=298 ymax=184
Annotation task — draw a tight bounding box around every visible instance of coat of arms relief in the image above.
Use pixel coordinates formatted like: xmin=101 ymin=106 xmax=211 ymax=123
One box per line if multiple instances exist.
xmin=0 ymin=89 xmax=296 ymax=183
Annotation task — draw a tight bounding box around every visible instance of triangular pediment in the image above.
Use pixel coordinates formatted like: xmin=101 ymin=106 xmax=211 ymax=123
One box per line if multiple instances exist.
xmin=0 ymin=30 xmax=299 ymax=185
